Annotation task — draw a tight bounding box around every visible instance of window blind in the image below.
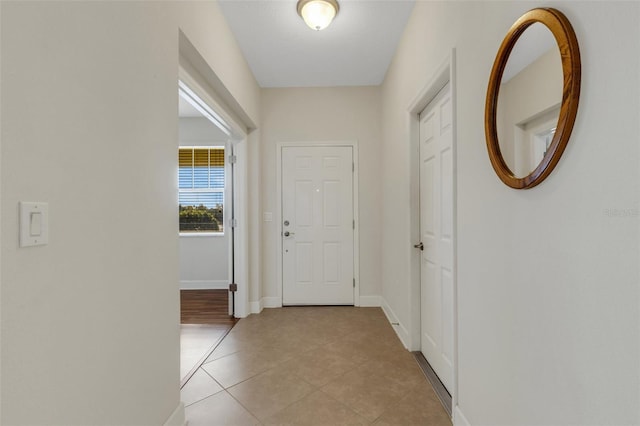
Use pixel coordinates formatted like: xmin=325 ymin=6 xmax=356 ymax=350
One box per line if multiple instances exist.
xmin=178 ymin=147 xmax=225 ymax=232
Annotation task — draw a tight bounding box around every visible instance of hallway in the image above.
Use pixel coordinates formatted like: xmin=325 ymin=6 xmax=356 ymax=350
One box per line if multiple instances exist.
xmin=181 ymin=307 xmax=451 ymax=425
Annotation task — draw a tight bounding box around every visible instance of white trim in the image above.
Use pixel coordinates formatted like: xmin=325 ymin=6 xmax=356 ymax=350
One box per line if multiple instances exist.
xmin=352 ymin=148 xmax=360 ymax=307
xmin=250 ymin=299 xmax=263 ymax=314
xmin=276 ymin=146 xmax=284 ymax=307
xmin=232 ymin=139 xmax=250 ymax=318
xmin=454 ymin=405 xmax=471 ymax=426
xmin=450 ymin=52 xmax=460 ymax=419
xmin=176 ymin=72 xmax=243 ymax=138
xmin=276 ymin=141 xmax=361 ymax=307
xmin=262 ymin=296 xmax=282 ymax=309
xmin=407 ymin=48 xmax=459 ymax=414
xmin=358 ymin=295 xmax=381 ymax=307
xmin=179 ymin=82 xmax=231 ymax=136
xmin=163 ymin=402 xmax=185 ymax=426
xmin=249 ymin=295 xmax=291 ymax=313
xmin=179 ymin=144 xmax=226 ymax=149
xmin=225 ymin=140 xmax=234 ymax=316
xmin=180 ymin=280 xmax=228 ymax=290
xmin=380 ymin=297 xmax=410 ymax=349
xmin=179 ymin=232 xmax=225 ymax=238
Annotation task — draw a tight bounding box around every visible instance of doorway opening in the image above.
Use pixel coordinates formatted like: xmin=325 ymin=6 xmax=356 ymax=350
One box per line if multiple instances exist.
xmin=178 ymin=81 xmax=239 ymax=386
xmin=176 ymin=30 xmax=253 ymax=390
xmin=178 ymin=82 xmax=235 ymax=315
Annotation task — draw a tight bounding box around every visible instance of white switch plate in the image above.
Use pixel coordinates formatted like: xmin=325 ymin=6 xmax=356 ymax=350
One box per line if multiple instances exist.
xmin=20 ymin=202 xmax=48 ymax=247
xmin=263 ymin=212 xmax=273 ymax=222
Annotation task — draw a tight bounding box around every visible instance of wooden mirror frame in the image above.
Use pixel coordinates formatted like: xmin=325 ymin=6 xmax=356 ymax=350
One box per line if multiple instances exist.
xmin=485 ymin=8 xmax=581 ymax=189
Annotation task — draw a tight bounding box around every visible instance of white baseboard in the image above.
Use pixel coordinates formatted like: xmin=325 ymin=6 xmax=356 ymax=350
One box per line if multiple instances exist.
xmin=163 ymin=402 xmax=185 ymax=426
xmin=262 ymin=296 xmax=282 ymax=308
xmin=250 ymin=298 xmax=263 ymax=314
xmin=380 ymin=297 xmax=410 ymax=349
xmin=454 ymin=405 xmax=470 ymax=426
xmin=358 ymin=295 xmax=381 ymax=307
xmin=180 ymin=280 xmax=228 ymax=290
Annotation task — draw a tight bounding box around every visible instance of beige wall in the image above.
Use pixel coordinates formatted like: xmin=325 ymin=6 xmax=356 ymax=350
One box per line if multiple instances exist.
xmin=260 ymin=87 xmax=382 ymax=303
xmin=0 ymin=1 xmax=260 ymax=424
xmin=381 ymin=1 xmax=639 ymax=424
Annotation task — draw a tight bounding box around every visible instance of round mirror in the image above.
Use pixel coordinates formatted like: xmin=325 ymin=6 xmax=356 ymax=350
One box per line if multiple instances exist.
xmin=485 ymin=8 xmax=581 ymax=189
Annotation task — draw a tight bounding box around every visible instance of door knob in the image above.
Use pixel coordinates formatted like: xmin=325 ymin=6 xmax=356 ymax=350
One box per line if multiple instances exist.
xmin=413 ymin=242 xmax=424 ymax=251
xmin=284 ymin=231 xmax=295 ymax=237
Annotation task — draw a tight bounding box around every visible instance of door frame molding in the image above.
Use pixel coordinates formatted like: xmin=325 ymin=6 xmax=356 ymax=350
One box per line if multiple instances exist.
xmin=276 ymin=141 xmax=360 ymax=307
xmin=406 ymin=49 xmax=459 ymax=416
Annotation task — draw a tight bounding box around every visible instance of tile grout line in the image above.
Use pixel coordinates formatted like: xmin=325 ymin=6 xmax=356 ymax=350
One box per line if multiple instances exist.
xmin=180 ymin=325 xmax=235 ymax=389
xmin=200 ymin=365 xmax=226 ymax=391
xmin=314 ymin=387 xmax=373 ymax=425
xmin=224 ymin=387 xmax=268 ymax=425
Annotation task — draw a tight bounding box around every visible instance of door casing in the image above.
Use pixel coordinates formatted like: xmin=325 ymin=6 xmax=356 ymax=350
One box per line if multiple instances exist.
xmin=276 ymin=141 xmax=360 ymax=307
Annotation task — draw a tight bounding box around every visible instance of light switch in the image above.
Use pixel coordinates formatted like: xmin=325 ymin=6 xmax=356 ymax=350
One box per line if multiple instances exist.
xmin=30 ymin=212 xmax=42 ymax=236
xmin=20 ymin=202 xmax=48 ymax=247
xmin=263 ymin=212 xmax=273 ymax=222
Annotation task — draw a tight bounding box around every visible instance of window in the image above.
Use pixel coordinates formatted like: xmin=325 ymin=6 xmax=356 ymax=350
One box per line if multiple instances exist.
xmin=179 ymin=147 xmax=224 ymax=233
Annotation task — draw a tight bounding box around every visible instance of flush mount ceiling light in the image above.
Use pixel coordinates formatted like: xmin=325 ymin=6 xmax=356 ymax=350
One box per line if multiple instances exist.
xmin=297 ymin=0 xmax=339 ymax=31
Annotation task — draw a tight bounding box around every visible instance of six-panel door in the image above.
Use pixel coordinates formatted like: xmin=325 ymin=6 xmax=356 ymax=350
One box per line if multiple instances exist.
xmin=282 ymin=146 xmax=354 ymax=305
xmin=419 ymin=83 xmax=454 ymax=392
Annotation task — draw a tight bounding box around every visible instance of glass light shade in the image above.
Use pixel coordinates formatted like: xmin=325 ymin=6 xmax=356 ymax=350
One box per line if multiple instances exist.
xmin=298 ymin=0 xmax=338 ymax=31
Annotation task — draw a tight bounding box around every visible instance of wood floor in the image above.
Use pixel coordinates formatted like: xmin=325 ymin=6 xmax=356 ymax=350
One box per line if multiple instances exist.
xmin=180 ymin=289 xmax=238 ymax=325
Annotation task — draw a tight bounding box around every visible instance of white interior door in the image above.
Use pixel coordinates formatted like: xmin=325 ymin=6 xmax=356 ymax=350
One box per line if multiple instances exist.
xmin=419 ymin=83 xmax=454 ymax=392
xmin=282 ymin=146 xmax=354 ymax=305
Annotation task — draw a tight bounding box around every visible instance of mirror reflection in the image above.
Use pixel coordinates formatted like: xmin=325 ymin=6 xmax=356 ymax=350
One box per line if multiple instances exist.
xmin=497 ymin=23 xmax=563 ymax=177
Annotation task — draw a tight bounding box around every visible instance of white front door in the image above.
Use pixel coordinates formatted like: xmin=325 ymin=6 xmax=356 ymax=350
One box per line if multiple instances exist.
xmin=281 ymin=146 xmax=354 ymax=305
xmin=419 ymin=83 xmax=454 ymax=392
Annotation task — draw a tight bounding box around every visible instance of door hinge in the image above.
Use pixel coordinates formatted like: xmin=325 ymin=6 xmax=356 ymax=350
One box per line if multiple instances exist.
xmin=228 ymin=154 xmax=237 ymax=164
xmin=230 ymin=218 xmax=238 ymax=228
xmin=229 ymin=283 xmax=237 ymax=292
xmin=353 ymin=278 xmax=356 ymax=288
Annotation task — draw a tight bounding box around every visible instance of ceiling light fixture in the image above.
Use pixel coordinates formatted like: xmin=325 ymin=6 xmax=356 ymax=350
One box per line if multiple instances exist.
xmin=297 ymin=0 xmax=339 ymax=31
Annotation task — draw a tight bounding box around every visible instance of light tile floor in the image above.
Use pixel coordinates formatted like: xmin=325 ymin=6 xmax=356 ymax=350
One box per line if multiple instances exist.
xmin=182 ymin=307 xmax=452 ymax=426
xmin=181 ymin=324 xmax=231 ymax=382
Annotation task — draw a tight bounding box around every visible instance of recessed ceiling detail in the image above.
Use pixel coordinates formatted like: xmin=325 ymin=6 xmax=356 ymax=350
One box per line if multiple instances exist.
xmin=218 ymin=0 xmax=415 ymax=88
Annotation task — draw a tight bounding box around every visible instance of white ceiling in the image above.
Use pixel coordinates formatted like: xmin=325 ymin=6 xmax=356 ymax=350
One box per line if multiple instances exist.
xmin=218 ymin=0 xmax=415 ymax=88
